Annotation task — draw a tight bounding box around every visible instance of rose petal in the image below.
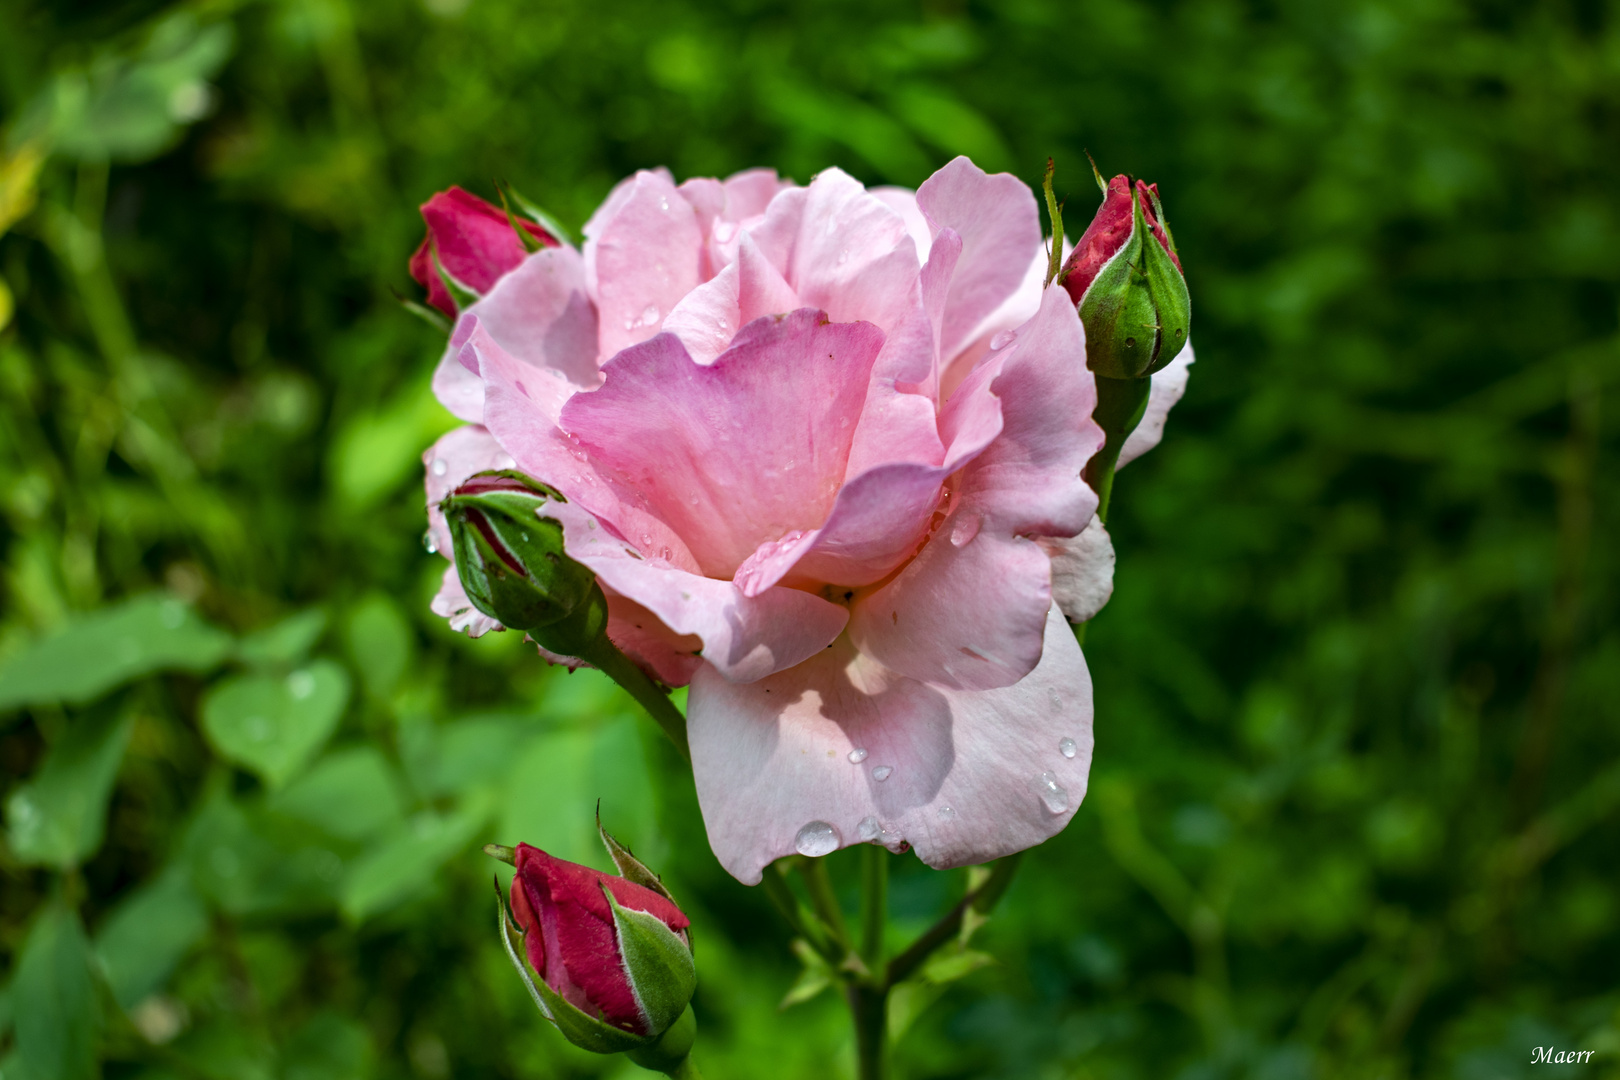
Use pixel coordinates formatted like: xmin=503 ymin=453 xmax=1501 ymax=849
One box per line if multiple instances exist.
xmin=662 ymin=233 xmax=800 ymax=365
xmin=550 ymin=496 xmax=849 ymax=684
xmin=1117 ymin=342 xmax=1195 ymax=469
xmin=1040 ymin=515 xmax=1115 ymax=624
xmin=688 ymin=604 xmax=1093 ymax=884
xmin=432 ymin=247 xmax=600 ymax=423
xmin=850 ymin=288 xmax=1102 ymax=690
xmin=915 ymin=157 xmax=1045 ymax=366
xmin=585 ymin=170 xmax=704 ymax=359
xmin=559 ymin=310 xmax=884 ymax=578
xmin=409 ymin=186 xmax=556 ymax=317
xmin=780 ymin=168 xmax=920 ymax=334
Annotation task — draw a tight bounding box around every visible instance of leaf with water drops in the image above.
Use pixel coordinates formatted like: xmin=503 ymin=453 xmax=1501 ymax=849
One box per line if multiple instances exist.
xmin=200 ymin=659 xmax=350 ymax=789
xmin=5 ymin=706 xmax=134 ymax=869
xmin=0 ymin=595 xmax=231 ymax=714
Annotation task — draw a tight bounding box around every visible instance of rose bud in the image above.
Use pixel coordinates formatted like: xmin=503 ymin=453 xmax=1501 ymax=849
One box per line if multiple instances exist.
xmin=490 ymin=834 xmax=698 ymax=1069
xmin=408 ymin=186 xmax=557 ymax=317
xmin=440 ymin=470 xmax=605 ymax=650
xmin=1060 ymin=174 xmax=1190 ymax=381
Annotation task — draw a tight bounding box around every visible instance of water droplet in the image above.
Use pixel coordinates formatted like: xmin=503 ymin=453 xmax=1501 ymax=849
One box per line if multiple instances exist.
xmin=287 ymin=670 xmax=317 ymax=700
xmin=848 ymin=747 xmax=868 ymax=764
xmin=430 ymin=457 xmax=448 ymax=476
xmin=1059 ymin=737 xmax=1077 ymax=759
xmin=794 ymin=820 xmax=841 ymax=857
xmin=990 ymin=329 xmax=1018 ymax=350
xmin=422 ymin=529 xmax=439 ymax=554
xmin=857 ymin=816 xmax=881 ymax=842
xmin=660 ymin=547 xmax=673 ymax=561
xmin=825 ymin=217 xmax=839 ymax=236
xmin=640 ymin=303 xmax=660 ymax=326
xmin=1048 ymin=688 xmax=1064 ymax=712
xmin=659 ymin=197 xmax=671 ymax=212
xmin=498 ymin=456 xmax=516 ymax=470
xmin=837 ymin=249 xmax=850 ymax=265
xmin=949 ymin=513 xmax=982 ymax=548
xmin=938 ymin=805 xmax=956 ymax=821
xmin=872 ymin=766 xmax=893 ymax=782
xmin=244 ymin=716 xmax=271 ymax=742
xmin=1037 ymin=772 xmax=1071 ymax=814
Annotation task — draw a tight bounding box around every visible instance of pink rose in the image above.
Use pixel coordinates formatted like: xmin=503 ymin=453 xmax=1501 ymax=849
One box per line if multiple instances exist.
xmin=421 ymin=158 xmax=1181 ymax=883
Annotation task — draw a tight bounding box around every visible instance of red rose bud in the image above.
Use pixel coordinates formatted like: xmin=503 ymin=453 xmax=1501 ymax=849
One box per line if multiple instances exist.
xmin=1060 ymin=174 xmax=1190 ymax=380
xmin=408 ymin=186 xmax=557 ymax=317
xmin=495 ymin=841 xmax=697 ymax=1058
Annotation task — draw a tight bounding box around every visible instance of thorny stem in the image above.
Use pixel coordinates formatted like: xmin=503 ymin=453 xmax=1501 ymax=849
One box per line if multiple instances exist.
xmin=849 ymin=981 xmax=889 ymax=1080
xmin=572 ymin=634 xmax=690 ymax=761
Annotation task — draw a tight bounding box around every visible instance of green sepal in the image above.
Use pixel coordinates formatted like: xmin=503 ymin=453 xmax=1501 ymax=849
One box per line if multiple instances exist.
xmin=502 ymin=180 xmax=575 ymax=247
xmin=495 ymin=891 xmax=650 ymax=1053
xmin=431 ymin=247 xmax=481 ymax=312
xmin=598 ymin=806 xmax=679 ymax=905
xmin=442 ymin=472 xmax=597 ymax=635
xmin=601 ymin=883 xmax=697 ymax=1038
xmin=626 ymin=1005 xmax=697 ymax=1073
xmin=495 ymin=182 xmax=546 ymax=255
xmin=391 ymin=287 xmax=451 ymax=332
xmin=1076 ymin=187 xmax=1191 ymax=380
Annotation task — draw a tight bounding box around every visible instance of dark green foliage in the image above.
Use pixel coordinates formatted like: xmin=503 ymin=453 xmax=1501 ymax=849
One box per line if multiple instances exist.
xmin=1 ymin=0 xmax=1616 ymax=1077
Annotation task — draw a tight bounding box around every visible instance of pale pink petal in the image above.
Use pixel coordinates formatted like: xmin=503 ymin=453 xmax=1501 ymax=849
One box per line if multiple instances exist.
xmin=549 ymin=497 xmax=848 ymax=684
xmin=871 ymin=186 xmax=933 ymax=266
xmin=661 ymin=234 xmax=800 ymax=365
xmin=720 ymin=168 xmax=794 ymax=221
xmin=473 ymin=326 xmax=700 ymax=574
xmin=559 ymin=311 xmax=884 ymax=579
xmin=1117 ymin=342 xmax=1195 ymax=469
xmin=431 ymin=566 xmax=505 ymax=638
xmin=422 ymin=424 xmax=514 ymax=562
xmin=688 ymin=605 xmax=1093 ymax=884
xmin=783 ymin=169 xmax=920 ymax=334
xmin=1040 ymin=516 xmax=1114 ymax=624
xmin=849 ymin=288 xmax=1102 ymax=690
xmin=732 ymin=461 xmax=945 ymax=596
xmin=916 ymin=157 xmax=1044 ymax=365
xmin=432 ymin=247 xmax=601 ymax=423
xmin=585 ymin=170 xmax=704 ymax=359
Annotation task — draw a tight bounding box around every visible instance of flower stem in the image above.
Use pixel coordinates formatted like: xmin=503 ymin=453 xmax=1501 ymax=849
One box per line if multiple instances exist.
xmin=573 ymin=634 xmax=690 ymax=761
xmin=797 ymin=857 xmax=851 ymax=952
xmin=887 ymin=853 xmax=1023 ymax=985
xmin=1083 ymin=375 xmax=1153 ymax=525
xmin=848 ymin=982 xmax=889 ymax=1080
xmin=662 ymin=1056 xmax=705 ymax=1080
xmin=859 ymin=845 xmax=888 ymax=970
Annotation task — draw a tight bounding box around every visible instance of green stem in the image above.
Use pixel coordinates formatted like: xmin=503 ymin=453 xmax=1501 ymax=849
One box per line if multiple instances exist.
xmin=849 ymin=982 xmax=888 ymax=1080
xmin=572 ymin=633 xmax=690 ymax=761
xmin=1083 ymin=375 xmax=1153 ymax=525
xmin=859 ymin=845 xmax=888 ymax=970
xmin=887 ymin=854 xmax=1023 ymax=986
xmin=797 ymin=857 xmax=851 ymax=953
xmin=663 ymin=1056 xmax=704 ymax=1080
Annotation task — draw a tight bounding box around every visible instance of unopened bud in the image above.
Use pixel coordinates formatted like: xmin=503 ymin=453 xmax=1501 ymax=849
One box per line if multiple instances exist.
xmin=440 ymin=471 xmax=596 ymax=636
xmin=1061 ymin=175 xmax=1190 ymax=380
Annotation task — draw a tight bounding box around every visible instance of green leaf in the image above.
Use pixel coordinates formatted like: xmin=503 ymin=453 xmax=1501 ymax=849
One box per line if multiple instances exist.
xmin=267 ymin=747 xmax=406 ymax=842
xmin=278 ymin=1011 xmax=373 ymax=1080
xmin=94 ymin=866 xmax=210 ymax=1011
xmin=0 ymin=595 xmax=232 ymax=713
xmin=180 ymin=789 xmax=345 ymax=919
xmin=201 ymin=659 xmax=350 ymax=789
xmin=344 ymin=593 xmax=412 ymax=700
xmin=12 ymin=903 xmax=98 ymax=1080
xmin=338 ymin=793 xmax=492 ymax=922
xmin=236 ymin=609 xmax=327 ymax=669
xmin=328 ymin=373 xmax=457 ymax=510
xmin=779 ymin=939 xmax=832 ymax=1009
xmin=603 ymin=885 xmax=696 ymax=1037
xmin=5 ymin=706 xmax=134 ymax=868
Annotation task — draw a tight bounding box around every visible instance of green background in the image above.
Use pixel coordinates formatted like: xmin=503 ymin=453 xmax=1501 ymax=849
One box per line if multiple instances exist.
xmin=1 ymin=0 xmax=1616 ymax=1077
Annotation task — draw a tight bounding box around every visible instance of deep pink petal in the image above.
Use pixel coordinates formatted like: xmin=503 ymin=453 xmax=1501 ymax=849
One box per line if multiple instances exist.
xmin=409 ymin=186 xmax=557 ymax=317
xmin=432 ymin=247 xmax=600 ymax=424
xmin=850 ymin=288 xmax=1102 ymax=690
xmin=559 ymin=310 xmax=884 ymax=579
xmin=688 ymin=605 xmax=1093 ymax=884
xmin=1117 ymin=343 xmax=1195 ymax=469
xmin=916 ymin=157 xmax=1045 ymax=365
xmin=586 ymin=170 xmax=704 ymax=360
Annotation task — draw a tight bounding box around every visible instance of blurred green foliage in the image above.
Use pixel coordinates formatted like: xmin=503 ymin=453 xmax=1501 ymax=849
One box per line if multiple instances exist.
xmin=1 ymin=0 xmax=1617 ymax=1078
